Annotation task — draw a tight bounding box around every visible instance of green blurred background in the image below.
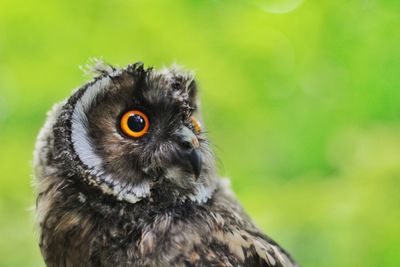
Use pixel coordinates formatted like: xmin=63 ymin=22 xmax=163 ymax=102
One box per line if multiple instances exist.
xmin=1 ymin=0 xmax=400 ymax=266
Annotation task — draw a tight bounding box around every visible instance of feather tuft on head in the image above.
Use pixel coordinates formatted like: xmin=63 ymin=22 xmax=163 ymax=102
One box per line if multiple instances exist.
xmin=79 ymin=57 xmax=116 ymax=77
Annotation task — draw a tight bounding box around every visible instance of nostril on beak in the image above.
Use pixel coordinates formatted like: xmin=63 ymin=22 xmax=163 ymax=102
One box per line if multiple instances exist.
xmin=179 ymin=138 xmax=199 ymax=150
xmin=176 ymin=126 xmax=199 ymax=149
xmin=179 ymin=139 xmax=193 ymax=150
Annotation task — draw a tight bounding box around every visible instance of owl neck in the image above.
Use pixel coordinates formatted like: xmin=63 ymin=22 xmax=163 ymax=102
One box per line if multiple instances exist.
xmin=143 ymin=177 xmax=218 ymax=207
xmin=70 ymin=170 xmax=218 ymax=206
xmin=83 ymin=170 xmax=219 ymax=205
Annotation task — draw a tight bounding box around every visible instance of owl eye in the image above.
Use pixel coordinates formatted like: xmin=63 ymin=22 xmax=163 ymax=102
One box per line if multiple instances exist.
xmin=120 ymin=110 xmax=149 ymax=138
xmin=190 ymin=116 xmax=202 ymax=134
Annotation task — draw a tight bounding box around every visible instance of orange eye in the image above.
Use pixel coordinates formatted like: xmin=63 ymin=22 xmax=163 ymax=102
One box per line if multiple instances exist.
xmin=191 ymin=116 xmax=202 ymax=134
xmin=120 ymin=110 xmax=149 ymax=138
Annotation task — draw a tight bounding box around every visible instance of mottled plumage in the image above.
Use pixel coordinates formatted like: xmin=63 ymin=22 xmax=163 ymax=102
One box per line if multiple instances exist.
xmin=33 ymin=61 xmax=298 ymax=267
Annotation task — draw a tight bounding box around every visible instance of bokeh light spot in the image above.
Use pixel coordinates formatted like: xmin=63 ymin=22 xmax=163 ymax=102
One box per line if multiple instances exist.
xmin=256 ymin=0 xmax=304 ymax=14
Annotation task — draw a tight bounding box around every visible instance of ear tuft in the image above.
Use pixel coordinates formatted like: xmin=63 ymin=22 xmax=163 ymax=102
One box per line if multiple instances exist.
xmin=127 ymin=62 xmax=144 ymax=73
xmin=161 ymin=64 xmax=196 ymax=95
xmin=80 ymin=58 xmax=116 ymax=77
xmin=187 ymin=79 xmax=197 ymax=102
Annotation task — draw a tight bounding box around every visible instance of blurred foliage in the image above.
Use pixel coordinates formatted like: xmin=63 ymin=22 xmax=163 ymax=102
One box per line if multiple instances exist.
xmin=1 ymin=0 xmax=400 ymax=266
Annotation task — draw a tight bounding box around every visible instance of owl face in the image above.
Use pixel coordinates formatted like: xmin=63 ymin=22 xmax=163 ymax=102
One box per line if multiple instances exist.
xmin=57 ymin=62 xmax=217 ymax=203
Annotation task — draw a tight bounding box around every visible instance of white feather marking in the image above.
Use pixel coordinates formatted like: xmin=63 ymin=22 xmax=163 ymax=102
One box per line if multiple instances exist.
xmin=165 ymin=168 xmax=216 ymax=203
xmin=190 ymin=183 xmax=215 ymax=203
xmin=70 ymin=75 xmax=150 ymax=203
xmin=71 ymin=77 xmax=109 ymax=169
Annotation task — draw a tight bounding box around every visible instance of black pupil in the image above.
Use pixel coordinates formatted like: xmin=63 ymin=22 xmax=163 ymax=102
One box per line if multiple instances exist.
xmin=127 ymin=114 xmax=146 ymax=132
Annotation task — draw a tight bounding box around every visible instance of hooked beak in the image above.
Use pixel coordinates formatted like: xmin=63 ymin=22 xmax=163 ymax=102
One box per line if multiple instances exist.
xmin=187 ymin=149 xmax=202 ymax=178
xmin=176 ymin=126 xmax=203 ymax=179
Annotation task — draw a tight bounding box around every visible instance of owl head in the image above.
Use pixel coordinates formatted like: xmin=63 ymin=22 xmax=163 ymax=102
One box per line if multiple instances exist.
xmin=50 ymin=61 xmax=218 ymax=204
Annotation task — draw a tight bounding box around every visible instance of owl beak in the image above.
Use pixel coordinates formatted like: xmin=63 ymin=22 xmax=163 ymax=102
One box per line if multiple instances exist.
xmin=177 ymin=148 xmax=202 ymax=179
xmin=187 ymin=149 xmax=202 ymax=179
xmin=176 ymin=126 xmax=202 ymax=179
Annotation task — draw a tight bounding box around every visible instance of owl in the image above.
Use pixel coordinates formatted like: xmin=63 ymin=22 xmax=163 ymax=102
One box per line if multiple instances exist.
xmin=33 ymin=61 xmax=298 ymax=267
